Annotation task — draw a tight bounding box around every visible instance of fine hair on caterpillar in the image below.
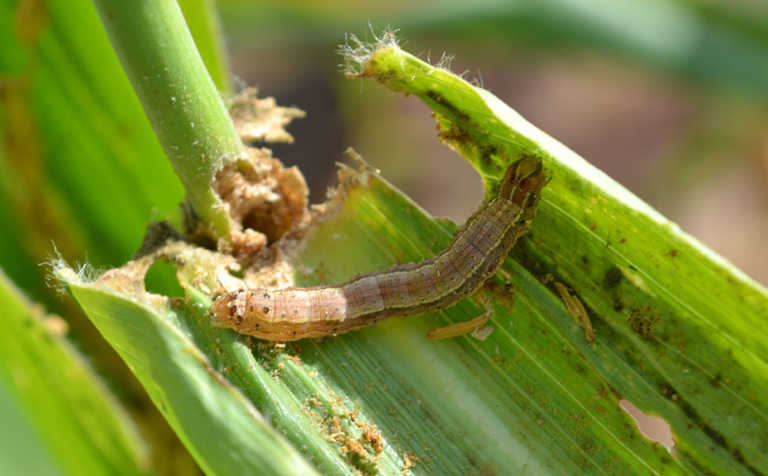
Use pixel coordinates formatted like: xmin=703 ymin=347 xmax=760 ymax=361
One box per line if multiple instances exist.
xmin=211 ymin=156 xmax=548 ymax=341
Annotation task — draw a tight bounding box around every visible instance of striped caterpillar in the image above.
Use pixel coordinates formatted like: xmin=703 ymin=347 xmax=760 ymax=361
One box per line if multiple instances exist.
xmin=211 ymin=156 xmax=548 ymax=341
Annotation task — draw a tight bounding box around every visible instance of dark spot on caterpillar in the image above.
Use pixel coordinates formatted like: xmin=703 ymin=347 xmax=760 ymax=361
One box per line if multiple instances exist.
xmin=263 ymin=306 xmax=270 ymax=314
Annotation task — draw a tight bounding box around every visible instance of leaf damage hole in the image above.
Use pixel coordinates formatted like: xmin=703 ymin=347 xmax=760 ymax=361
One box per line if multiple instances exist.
xmin=144 ymin=259 xmax=185 ymax=298
xmin=619 ymin=399 xmax=675 ymax=452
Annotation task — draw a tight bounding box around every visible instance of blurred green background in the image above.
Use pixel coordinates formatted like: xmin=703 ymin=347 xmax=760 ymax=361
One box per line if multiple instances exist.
xmin=1 ymin=0 xmax=768 ymax=473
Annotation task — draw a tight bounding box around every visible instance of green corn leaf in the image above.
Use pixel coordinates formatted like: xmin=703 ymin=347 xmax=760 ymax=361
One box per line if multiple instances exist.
xmin=60 ymin=36 xmax=768 ymax=473
xmin=57 ymin=263 xmax=319 ymax=475
xmin=32 ymin=0 xmax=766 ymax=472
xmin=0 ymin=269 xmax=148 ymax=476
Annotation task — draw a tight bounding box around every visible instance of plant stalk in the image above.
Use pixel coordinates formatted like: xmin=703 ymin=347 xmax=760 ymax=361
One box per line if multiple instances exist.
xmin=92 ymin=0 xmax=241 ymax=239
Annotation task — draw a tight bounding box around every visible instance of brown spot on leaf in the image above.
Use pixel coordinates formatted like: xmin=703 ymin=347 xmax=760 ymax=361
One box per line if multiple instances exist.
xmin=627 ymin=306 xmax=660 ymax=340
xmin=603 ymin=266 xmax=623 ymax=290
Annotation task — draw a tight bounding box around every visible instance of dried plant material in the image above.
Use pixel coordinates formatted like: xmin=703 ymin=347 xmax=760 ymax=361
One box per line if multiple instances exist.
xmin=228 ymin=87 xmax=305 ymax=144
xmin=358 ymin=421 xmax=384 ymax=454
xmin=214 ymin=147 xmax=309 ymax=256
xmin=554 ymin=282 xmax=595 ymax=342
xmin=402 ymin=452 xmax=418 ymax=472
xmin=62 ymin=238 xmax=241 ymax=318
xmin=302 ymin=393 xmax=384 ymax=472
xmin=206 ymin=87 xmax=311 ymax=260
xmin=225 ymin=228 xmax=268 ymax=265
xmin=211 ymin=157 xmax=548 ymax=341
xmin=307 ymin=148 xmax=379 ymax=224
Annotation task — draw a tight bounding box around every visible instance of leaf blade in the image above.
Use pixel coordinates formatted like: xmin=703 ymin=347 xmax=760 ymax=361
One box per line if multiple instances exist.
xmin=59 ymin=267 xmax=318 ymax=476
xmin=0 ymin=269 xmax=148 ymax=476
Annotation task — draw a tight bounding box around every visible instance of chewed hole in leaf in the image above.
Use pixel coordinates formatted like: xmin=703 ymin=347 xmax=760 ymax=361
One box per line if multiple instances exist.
xmin=144 ymin=259 xmax=185 ymax=298
xmin=620 ymin=399 xmax=675 ymax=451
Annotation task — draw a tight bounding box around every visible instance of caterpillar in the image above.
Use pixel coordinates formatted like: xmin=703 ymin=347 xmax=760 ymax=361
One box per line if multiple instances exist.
xmin=211 ymin=156 xmax=548 ymax=341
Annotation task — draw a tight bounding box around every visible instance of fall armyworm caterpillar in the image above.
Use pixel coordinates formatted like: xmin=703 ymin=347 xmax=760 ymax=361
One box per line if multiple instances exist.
xmin=211 ymin=156 xmax=548 ymax=341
